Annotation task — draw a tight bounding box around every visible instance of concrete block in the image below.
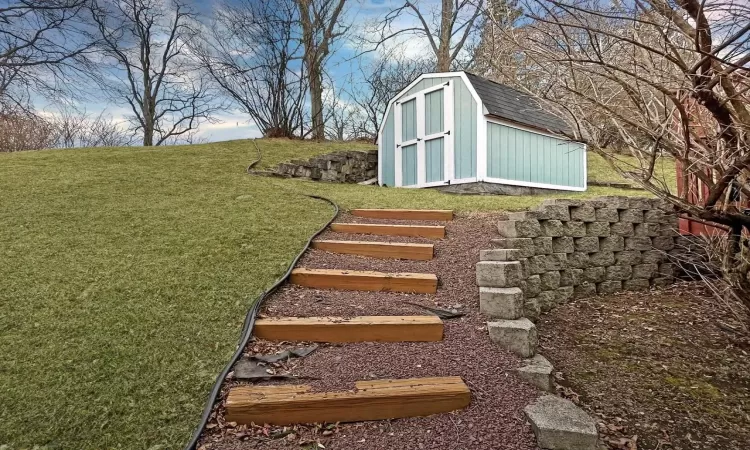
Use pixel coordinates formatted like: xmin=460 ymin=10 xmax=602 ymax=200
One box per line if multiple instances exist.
xmin=504 ymin=211 xmax=544 ymax=221
xmin=597 ymin=280 xmax=622 ymax=294
xmin=589 ymin=251 xmax=615 ymax=267
xmin=599 ymin=236 xmax=624 ymax=252
xmin=574 ymin=283 xmax=597 ymax=298
xmin=480 ymin=287 xmax=525 ymax=319
xmin=533 ymin=237 xmax=553 ymax=255
xmin=632 ymin=263 xmax=658 ymax=279
xmin=595 ymin=208 xmax=620 ymax=222
xmin=520 ymin=257 xmax=544 ymax=276
xmin=563 ymin=221 xmax=587 ymax=237
xmin=536 ymin=204 xmax=571 ymax=221
xmin=625 ymin=236 xmax=653 ymax=251
xmin=516 ymin=355 xmax=554 ymax=392
xmin=480 ymin=248 xmax=522 ymax=261
xmin=610 ymin=222 xmax=635 ymax=236
xmin=498 ymin=219 xmax=542 ymax=238
xmin=659 ymin=222 xmax=678 ymax=236
xmin=540 ymin=271 xmax=561 ymax=290
xmin=556 ymin=286 xmax=574 ymax=304
xmin=524 ymin=395 xmax=598 ymax=450
xmin=552 ymin=237 xmax=574 ymax=254
xmin=525 ymin=298 xmax=541 ymax=321
xmin=574 ymin=237 xmax=599 ymax=253
xmin=543 ymin=199 xmax=585 ymax=207
xmin=623 ymin=279 xmax=650 ymax=291
xmin=570 ymin=205 xmax=596 ymax=222
xmin=619 ymin=209 xmax=645 ymax=223
xmin=652 ymin=236 xmax=675 ymax=251
xmin=547 ymin=253 xmax=568 ymax=271
xmin=615 ymin=250 xmax=643 ymax=265
xmin=659 ymin=262 xmax=675 ymax=277
xmin=606 ymin=265 xmax=633 ymax=281
xmin=537 ymin=290 xmax=557 ymax=312
xmin=560 ymin=269 xmax=583 ymax=287
xmin=628 ymin=197 xmax=652 ymax=210
xmin=492 ymin=238 xmax=536 ymax=258
xmin=586 ymin=222 xmax=611 ymax=237
xmin=541 ymin=220 xmax=564 ymax=237
xmin=652 ymin=276 xmax=674 ymax=287
xmin=593 ymin=196 xmax=630 ymax=209
xmin=488 ymin=318 xmax=538 ymax=357
xmin=642 ymin=250 xmax=665 ymax=264
xmin=567 ymin=252 xmax=591 ymax=269
xmin=583 ymin=266 xmax=606 ymax=283
xmin=523 ymin=275 xmax=542 ymax=298
xmin=634 ymin=223 xmax=660 ymax=237
xmin=644 ymin=209 xmax=667 ymax=223
xmin=477 ymin=261 xmax=523 ymax=287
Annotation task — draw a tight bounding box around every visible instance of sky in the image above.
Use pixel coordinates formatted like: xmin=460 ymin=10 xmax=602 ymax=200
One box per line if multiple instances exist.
xmin=45 ymin=0 xmax=439 ymax=144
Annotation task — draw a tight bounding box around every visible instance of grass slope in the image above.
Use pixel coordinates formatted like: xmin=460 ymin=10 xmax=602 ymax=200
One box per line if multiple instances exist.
xmin=0 ymin=138 xmax=675 ymax=449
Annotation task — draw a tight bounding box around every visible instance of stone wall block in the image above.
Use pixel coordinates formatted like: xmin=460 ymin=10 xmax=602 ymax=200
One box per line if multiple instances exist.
xmin=476 ymin=261 xmax=523 ymax=287
xmin=563 ymin=221 xmax=587 ymax=237
xmin=644 ymin=209 xmax=667 ymax=223
xmin=652 ymin=276 xmax=674 ymax=287
xmin=530 ymin=255 xmax=550 ymax=274
xmin=541 ymin=220 xmax=565 ymax=237
xmin=628 ymin=197 xmax=652 ymax=210
xmin=567 ymin=252 xmax=591 ymax=269
xmin=632 ymin=263 xmax=658 ymax=279
xmin=491 ymin=238 xmax=536 ymax=258
xmin=610 ymin=222 xmax=635 ymax=236
xmin=575 ymin=237 xmax=600 ymax=253
xmin=520 ymin=257 xmax=544 ymax=276
xmin=525 ymin=298 xmax=541 ymax=321
xmin=574 ymin=283 xmax=597 ymax=298
xmin=605 ymin=265 xmax=633 ymax=281
xmin=619 ymin=209 xmax=645 ymax=223
xmin=625 ymin=236 xmax=653 ymax=251
xmin=552 ymin=237 xmax=575 ymax=253
xmin=480 ymin=249 xmax=522 ymax=261
xmin=488 ymin=318 xmax=538 ymax=357
xmin=540 ymin=271 xmax=562 ymax=291
xmin=497 ymin=219 xmax=542 ymax=238
xmin=560 ymin=269 xmax=583 ymax=287
xmin=595 ymin=208 xmax=620 ymax=222
xmin=586 ymin=222 xmax=611 ymax=237
xmin=652 ymin=236 xmax=675 ymax=251
xmin=583 ymin=266 xmax=606 ymax=283
xmin=659 ymin=262 xmax=675 ymax=277
xmin=570 ymin=205 xmax=596 ymax=222
xmin=537 ymin=291 xmax=557 ymax=313
xmin=523 ymin=275 xmax=542 ymax=298
xmin=597 ymin=280 xmax=623 ymax=294
xmin=635 ymin=223 xmax=661 ymax=237
xmin=533 ymin=237 xmax=553 ymax=255
xmin=600 ymin=236 xmax=625 ymax=252
xmin=615 ymin=250 xmax=643 ymax=265
xmin=589 ymin=251 xmax=616 ymax=267
xmin=556 ymin=286 xmax=575 ymax=304
xmin=536 ymin=204 xmax=571 ymax=221
xmin=642 ymin=250 xmax=665 ymax=264
xmin=480 ymin=287 xmax=525 ymax=319
xmin=623 ymin=279 xmax=650 ymax=291
xmin=593 ymin=196 xmax=630 ymax=209
xmin=547 ymin=253 xmax=568 ymax=271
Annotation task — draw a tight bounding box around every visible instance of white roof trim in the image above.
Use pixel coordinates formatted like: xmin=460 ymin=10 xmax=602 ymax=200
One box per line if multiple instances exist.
xmin=377 ymin=71 xmax=483 ymax=139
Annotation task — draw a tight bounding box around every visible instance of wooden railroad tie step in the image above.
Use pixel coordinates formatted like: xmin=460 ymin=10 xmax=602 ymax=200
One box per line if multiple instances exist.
xmin=351 ymin=209 xmax=454 ymax=221
xmin=225 ymin=376 xmax=470 ymax=426
xmin=253 ymin=316 xmax=444 ymax=342
xmin=311 ymin=240 xmax=434 ymax=260
xmin=330 ymin=223 xmax=446 ymax=239
xmin=290 ymin=268 xmax=438 ymax=294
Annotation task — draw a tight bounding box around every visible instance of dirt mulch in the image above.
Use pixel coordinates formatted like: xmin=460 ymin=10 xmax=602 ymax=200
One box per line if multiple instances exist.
xmin=538 ymin=282 xmax=750 ymax=450
xmin=198 ymin=213 xmax=540 ymax=450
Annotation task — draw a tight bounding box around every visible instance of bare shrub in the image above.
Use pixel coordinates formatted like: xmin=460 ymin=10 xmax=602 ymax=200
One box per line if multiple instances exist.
xmin=0 ymin=111 xmax=56 ymax=152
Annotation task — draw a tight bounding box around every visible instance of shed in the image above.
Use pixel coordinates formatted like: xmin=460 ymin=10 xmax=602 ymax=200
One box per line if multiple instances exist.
xmin=378 ymin=71 xmax=587 ymax=191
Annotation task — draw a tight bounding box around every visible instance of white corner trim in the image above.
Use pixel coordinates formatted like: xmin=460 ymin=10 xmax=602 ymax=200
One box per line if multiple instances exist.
xmin=582 ymin=143 xmax=588 ymax=190
xmin=483 ymin=176 xmax=587 ymax=192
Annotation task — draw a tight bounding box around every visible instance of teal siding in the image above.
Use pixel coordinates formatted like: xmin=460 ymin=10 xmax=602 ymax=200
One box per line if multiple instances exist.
xmin=404 ymin=77 xmax=447 ymax=96
xmin=453 ymin=78 xmax=476 ymax=179
xmin=425 ymin=138 xmax=444 ymax=183
xmin=401 ymin=144 xmax=418 ymax=186
xmin=486 ymin=121 xmax=585 ymax=188
xmin=424 ymin=89 xmax=444 ymax=135
xmin=381 ymin=108 xmax=395 ymax=186
xmin=401 ymin=98 xmax=416 ymax=141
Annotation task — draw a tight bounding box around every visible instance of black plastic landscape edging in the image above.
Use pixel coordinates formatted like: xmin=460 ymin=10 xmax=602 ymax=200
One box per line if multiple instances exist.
xmin=182 ymin=194 xmax=339 ymax=450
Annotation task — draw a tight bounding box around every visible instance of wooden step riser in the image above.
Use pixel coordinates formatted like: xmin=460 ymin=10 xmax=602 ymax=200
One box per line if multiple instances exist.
xmin=290 ymin=269 xmax=438 ymax=294
xmin=253 ymin=316 xmax=444 ymax=342
xmin=351 ymin=209 xmax=453 ymax=221
xmin=330 ymin=223 xmax=445 ymax=239
xmin=225 ymin=377 xmax=470 ymax=426
xmin=312 ymin=240 xmax=433 ymax=260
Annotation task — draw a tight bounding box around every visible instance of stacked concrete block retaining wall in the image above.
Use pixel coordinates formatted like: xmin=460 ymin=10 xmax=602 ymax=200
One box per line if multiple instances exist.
xmin=480 ymin=197 xmax=681 ymax=321
xmin=254 ymin=150 xmax=378 ymax=182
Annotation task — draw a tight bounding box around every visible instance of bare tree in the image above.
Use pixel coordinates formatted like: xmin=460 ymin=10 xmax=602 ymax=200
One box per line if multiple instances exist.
xmin=295 ymin=0 xmax=349 ymax=141
xmin=472 ymin=0 xmax=523 ymax=75
xmin=0 ymin=108 xmax=56 ymax=151
xmin=0 ymin=0 xmax=97 ymax=109
xmin=190 ymin=0 xmax=307 ymax=138
xmin=90 ymin=0 xmax=220 ymax=146
xmin=47 ymin=107 xmax=135 ymax=148
xmin=368 ymin=0 xmax=485 ymax=72
xmin=486 ymin=0 xmax=750 ymax=305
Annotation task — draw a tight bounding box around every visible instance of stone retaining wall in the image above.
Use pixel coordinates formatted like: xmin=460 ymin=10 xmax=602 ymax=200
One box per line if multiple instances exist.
xmin=477 ymin=197 xmax=682 ymax=321
xmin=255 ymin=150 xmax=378 ymax=183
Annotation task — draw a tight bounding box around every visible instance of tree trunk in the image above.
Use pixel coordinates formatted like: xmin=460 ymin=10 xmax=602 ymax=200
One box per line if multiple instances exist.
xmin=308 ymin=61 xmax=325 ymax=141
xmin=436 ymin=0 xmax=453 ymax=71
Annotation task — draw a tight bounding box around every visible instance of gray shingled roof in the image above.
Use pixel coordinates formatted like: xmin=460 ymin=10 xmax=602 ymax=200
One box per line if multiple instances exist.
xmin=464 ymin=72 xmax=571 ymax=135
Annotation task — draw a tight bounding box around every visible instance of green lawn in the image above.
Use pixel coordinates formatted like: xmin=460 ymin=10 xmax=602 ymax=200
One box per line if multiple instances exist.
xmin=0 ymin=138 xmax=675 ymax=449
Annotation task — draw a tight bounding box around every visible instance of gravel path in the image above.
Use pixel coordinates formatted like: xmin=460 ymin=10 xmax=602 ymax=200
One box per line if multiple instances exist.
xmin=201 ymin=213 xmax=540 ymax=450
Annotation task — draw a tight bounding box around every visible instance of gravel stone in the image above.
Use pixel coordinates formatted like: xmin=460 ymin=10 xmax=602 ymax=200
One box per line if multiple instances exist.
xmin=586 ymin=222 xmax=611 ymax=237
xmin=632 ymin=263 xmax=658 ymax=279
xmin=589 ymin=251 xmax=615 ymax=267
xmin=615 ymin=250 xmax=643 ymax=265
xmin=599 ymin=236 xmax=625 ymax=252
xmin=583 ymin=267 xmax=606 ymax=283
xmin=606 ymin=265 xmax=633 ymax=281
xmin=560 ymin=269 xmax=583 ymax=287
xmin=552 ymin=237 xmax=574 ymax=254
xmin=497 ymin=219 xmax=541 ymax=238
xmin=540 ymin=271 xmax=562 ymax=290
xmin=570 ymin=205 xmax=596 ymax=222
xmin=619 ymin=209 xmax=645 ymax=223
xmin=534 ymin=236 xmax=553 ymax=255
xmin=491 ymin=237 xmax=536 ymax=258
xmin=541 ymin=220 xmax=565 ymax=237
xmin=610 ymin=222 xmax=635 ymax=236
xmin=575 ymin=237 xmax=599 ymax=253
xmin=625 ymin=236 xmax=653 ymax=251
xmin=597 ymin=280 xmax=623 ymax=294
xmin=563 ymin=221 xmax=587 ymax=237
xmin=595 ymin=208 xmax=620 ymax=222
xmin=635 ymin=223 xmax=661 ymax=237
xmin=567 ymin=252 xmax=591 ymax=269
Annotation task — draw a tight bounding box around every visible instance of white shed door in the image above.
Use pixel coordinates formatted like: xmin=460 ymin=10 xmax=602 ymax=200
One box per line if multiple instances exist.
xmin=394 ymin=81 xmax=454 ymax=187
